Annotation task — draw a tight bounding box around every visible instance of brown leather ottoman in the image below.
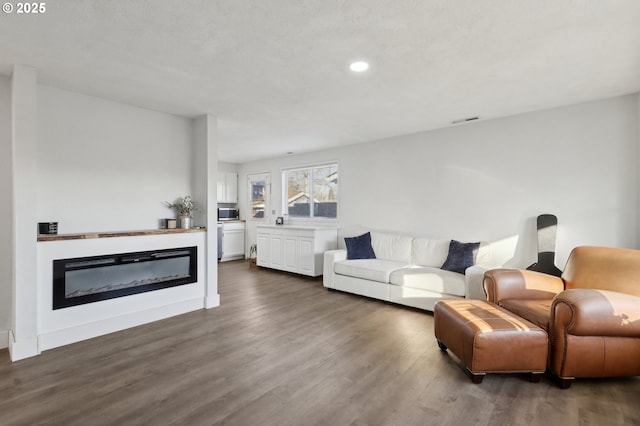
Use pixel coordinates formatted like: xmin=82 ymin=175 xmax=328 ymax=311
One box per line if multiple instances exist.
xmin=434 ymin=299 xmax=548 ymax=383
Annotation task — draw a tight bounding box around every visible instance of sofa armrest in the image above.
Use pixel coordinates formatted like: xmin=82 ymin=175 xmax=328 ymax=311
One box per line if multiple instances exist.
xmin=465 ymin=265 xmax=491 ymax=300
xmin=483 ymin=268 xmax=564 ymax=304
xmin=323 ymin=249 xmax=347 ymax=288
xmin=551 ymin=288 xmax=640 ymax=337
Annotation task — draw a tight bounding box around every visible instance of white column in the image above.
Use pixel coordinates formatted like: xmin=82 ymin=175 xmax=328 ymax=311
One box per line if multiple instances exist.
xmin=0 ymin=75 xmax=13 ymax=350
xmin=10 ymin=65 xmax=40 ymax=361
xmin=193 ymin=114 xmax=220 ymax=308
xmin=637 ymin=93 xmax=640 ymax=249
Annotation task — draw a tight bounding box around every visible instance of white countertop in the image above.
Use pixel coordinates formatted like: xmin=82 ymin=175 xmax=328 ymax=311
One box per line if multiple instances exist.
xmin=256 ymin=224 xmax=339 ymax=231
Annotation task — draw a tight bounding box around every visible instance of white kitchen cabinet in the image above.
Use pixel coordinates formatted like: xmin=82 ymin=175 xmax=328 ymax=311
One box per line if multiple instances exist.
xmin=220 ymin=221 xmax=245 ymax=261
xmin=297 ymin=237 xmax=315 ymax=275
xmin=269 ymin=233 xmax=283 ymax=268
xmin=217 ymin=171 xmax=238 ymax=203
xmin=283 ymin=235 xmax=298 ymax=272
xmin=256 ymin=225 xmax=338 ymax=277
xmin=256 ymin=232 xmax=270 ymax=265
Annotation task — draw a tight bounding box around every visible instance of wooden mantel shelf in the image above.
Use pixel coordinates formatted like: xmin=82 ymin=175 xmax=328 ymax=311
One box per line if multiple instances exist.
xmin=37 ymin=227 xmax=207 ymax=242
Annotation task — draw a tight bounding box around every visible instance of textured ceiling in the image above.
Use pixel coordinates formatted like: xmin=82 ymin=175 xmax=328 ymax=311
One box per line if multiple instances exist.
xmin=1 ymin=1 xmax=639 ymax=163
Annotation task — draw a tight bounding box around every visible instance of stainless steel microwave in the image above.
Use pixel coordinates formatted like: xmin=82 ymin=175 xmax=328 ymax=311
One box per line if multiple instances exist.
xmin=218 ymin=208 xmax=239 ymax=221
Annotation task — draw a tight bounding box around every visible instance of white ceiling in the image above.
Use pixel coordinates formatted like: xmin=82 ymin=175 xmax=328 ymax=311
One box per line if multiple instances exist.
xmin=1 ymin=1 xmax=639 ymax=164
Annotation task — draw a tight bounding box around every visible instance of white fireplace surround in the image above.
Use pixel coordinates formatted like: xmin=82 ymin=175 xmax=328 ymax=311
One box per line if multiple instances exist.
xmin=6 ymin=68 xmax=219 ymax=361
xmin=33 ymin=231 xmax=211 ymax=354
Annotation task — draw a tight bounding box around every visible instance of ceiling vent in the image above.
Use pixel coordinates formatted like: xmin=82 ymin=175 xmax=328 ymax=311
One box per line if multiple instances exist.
xmin=451 ymin=116 xmax=479 ymax=125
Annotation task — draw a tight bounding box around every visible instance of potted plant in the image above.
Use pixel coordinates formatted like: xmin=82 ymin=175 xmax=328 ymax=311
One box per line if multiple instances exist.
xmin=165 ymin=195 xmax=199 ymax=229
xmin=249 ymin=244 xmax=257 ymax=269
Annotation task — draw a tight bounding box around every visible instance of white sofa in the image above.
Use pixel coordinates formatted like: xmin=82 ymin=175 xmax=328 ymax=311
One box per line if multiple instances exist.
xmin=323 ymin=231 xmax=498 ymax=311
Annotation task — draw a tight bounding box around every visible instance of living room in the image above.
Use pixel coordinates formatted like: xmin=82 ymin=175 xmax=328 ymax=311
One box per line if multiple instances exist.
xmin=1 ymin=1 xmax=639 ymax=424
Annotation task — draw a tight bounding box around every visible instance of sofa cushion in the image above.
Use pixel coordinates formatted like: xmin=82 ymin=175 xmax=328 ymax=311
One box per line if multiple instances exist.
xmin=412 ymin=238 xmax=450 ymax=267
xmin=389 ymin=266 xmax=466 ymax=297
xmin=498 ymin=299 xmax=552 ymax=331
xmin=370 ymin=232 xmax=413 ymax=263
xmin=334 ymin=259 xmax=409 ymax=283
xmin=441 ymin=240 xmax=480 ymax=274
xmin=344 ymin=232 xmax=376 ymax=260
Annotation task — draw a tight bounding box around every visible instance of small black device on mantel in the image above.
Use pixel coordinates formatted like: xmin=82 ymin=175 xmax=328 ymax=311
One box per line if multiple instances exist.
xmin=38 ymin=222 xmax=58 ymax=235
xmin=218 ymin=208 xmax=239 ymax=221
xmin=275 ymin=217 xmax=284 ymax=225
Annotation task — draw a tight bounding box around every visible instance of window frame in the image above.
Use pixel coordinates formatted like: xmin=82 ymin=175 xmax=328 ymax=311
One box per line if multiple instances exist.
xmin=281 ymin=162 xmax=339 ymax=221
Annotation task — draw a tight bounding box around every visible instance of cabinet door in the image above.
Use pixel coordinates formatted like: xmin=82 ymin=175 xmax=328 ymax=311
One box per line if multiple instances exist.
xmin=270 ymin=234 xmax=283 ymax=268
xmin=226 ymin=172 xmax=238 ymax=203
xmin=283 ymin=236 xmax=298 ymax=272
xmin=217 ymin=171 xmax=226 ymax=203
xmin=298 ymin=237 xmax=315 ymax=275
xmin=256 ymin=233 xmax=270 ymax=266
xmin=217 ymin=172 xmax=238 ymax=203
xmin=224 ymin=230 xmax=245 ymax=257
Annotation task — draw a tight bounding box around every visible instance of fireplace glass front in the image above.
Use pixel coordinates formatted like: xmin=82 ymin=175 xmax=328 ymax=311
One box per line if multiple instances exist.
xmin=53 ymin=246 xmax=197 ymax=309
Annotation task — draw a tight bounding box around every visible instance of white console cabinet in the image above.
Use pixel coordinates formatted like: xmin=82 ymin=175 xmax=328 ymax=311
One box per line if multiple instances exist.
xmin=256 ymin=225 xmax=338 ymax=277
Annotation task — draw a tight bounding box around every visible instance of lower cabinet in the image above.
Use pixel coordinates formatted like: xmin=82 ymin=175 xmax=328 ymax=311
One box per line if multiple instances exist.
xmin=256 ymin=225 xmax=338 ymax=277
xmin=220 ymin=221 xmax=245 ymax=262
xmin=256 ymin=232 xmax=270 ymax=266
xmin=297 ymin=237 xmax=315 ymax=275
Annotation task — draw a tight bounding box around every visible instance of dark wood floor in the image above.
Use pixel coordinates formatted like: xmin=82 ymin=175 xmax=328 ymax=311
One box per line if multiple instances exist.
xmin=1 ymin=260 xmax=639 ymax=425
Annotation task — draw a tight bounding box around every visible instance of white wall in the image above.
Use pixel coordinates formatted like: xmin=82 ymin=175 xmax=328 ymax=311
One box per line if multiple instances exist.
xmin=36 ymin=85 xmax=194 ymax=233
xmin=239 ymin=94 xmax=639 ymax=269
xmin=218 ymin=161 xmax=239 ymax=174
xmin=0 ymin=75 xmax=12 ymax=346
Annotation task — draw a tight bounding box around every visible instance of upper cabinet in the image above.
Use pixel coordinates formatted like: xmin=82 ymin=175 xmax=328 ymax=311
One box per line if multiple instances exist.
xmin=217 ymin=171 xmax=238 ymax=203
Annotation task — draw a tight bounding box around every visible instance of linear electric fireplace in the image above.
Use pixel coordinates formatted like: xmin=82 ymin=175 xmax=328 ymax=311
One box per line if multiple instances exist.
xmin=53 ymin=246 xmax=197 ymax=309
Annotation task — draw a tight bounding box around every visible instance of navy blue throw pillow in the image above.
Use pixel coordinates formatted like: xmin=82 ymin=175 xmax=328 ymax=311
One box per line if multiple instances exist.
xmin=344 ymin=232 xmax=376 ymax=260
xmin=441 ymin=240 xmax=480 ymax=274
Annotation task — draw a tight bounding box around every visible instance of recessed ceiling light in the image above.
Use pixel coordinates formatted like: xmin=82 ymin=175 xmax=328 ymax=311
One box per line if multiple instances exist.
xmin=349 ymin=61 xmax=369 ymax=72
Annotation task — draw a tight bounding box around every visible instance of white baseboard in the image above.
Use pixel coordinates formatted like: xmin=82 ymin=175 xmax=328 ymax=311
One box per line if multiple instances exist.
xmin=38 ymin=297 xmax=204 ymax=352
xmin=205 ymin=294 xmax=220 ymax=309
xmin=220 ymin=255 xmax=244 ymax=262
xmin=9 ymin=331 xmax=40 ymax=361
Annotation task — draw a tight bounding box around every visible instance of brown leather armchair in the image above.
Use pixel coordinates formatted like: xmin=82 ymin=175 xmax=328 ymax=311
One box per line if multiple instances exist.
xmin=483 ymin=246 xmax=640 ymax=388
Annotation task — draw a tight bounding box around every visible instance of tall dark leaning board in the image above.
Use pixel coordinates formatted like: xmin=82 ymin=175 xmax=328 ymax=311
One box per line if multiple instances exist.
xmin=527 ymin=214 xmax=562 ymax=277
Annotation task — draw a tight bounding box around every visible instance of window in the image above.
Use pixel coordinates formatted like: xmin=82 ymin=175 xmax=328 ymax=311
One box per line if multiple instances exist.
xmin=248 ymin=172 xmax=270 ymax=221
xmin=283 ymin=163 xmax=338 ymax=219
